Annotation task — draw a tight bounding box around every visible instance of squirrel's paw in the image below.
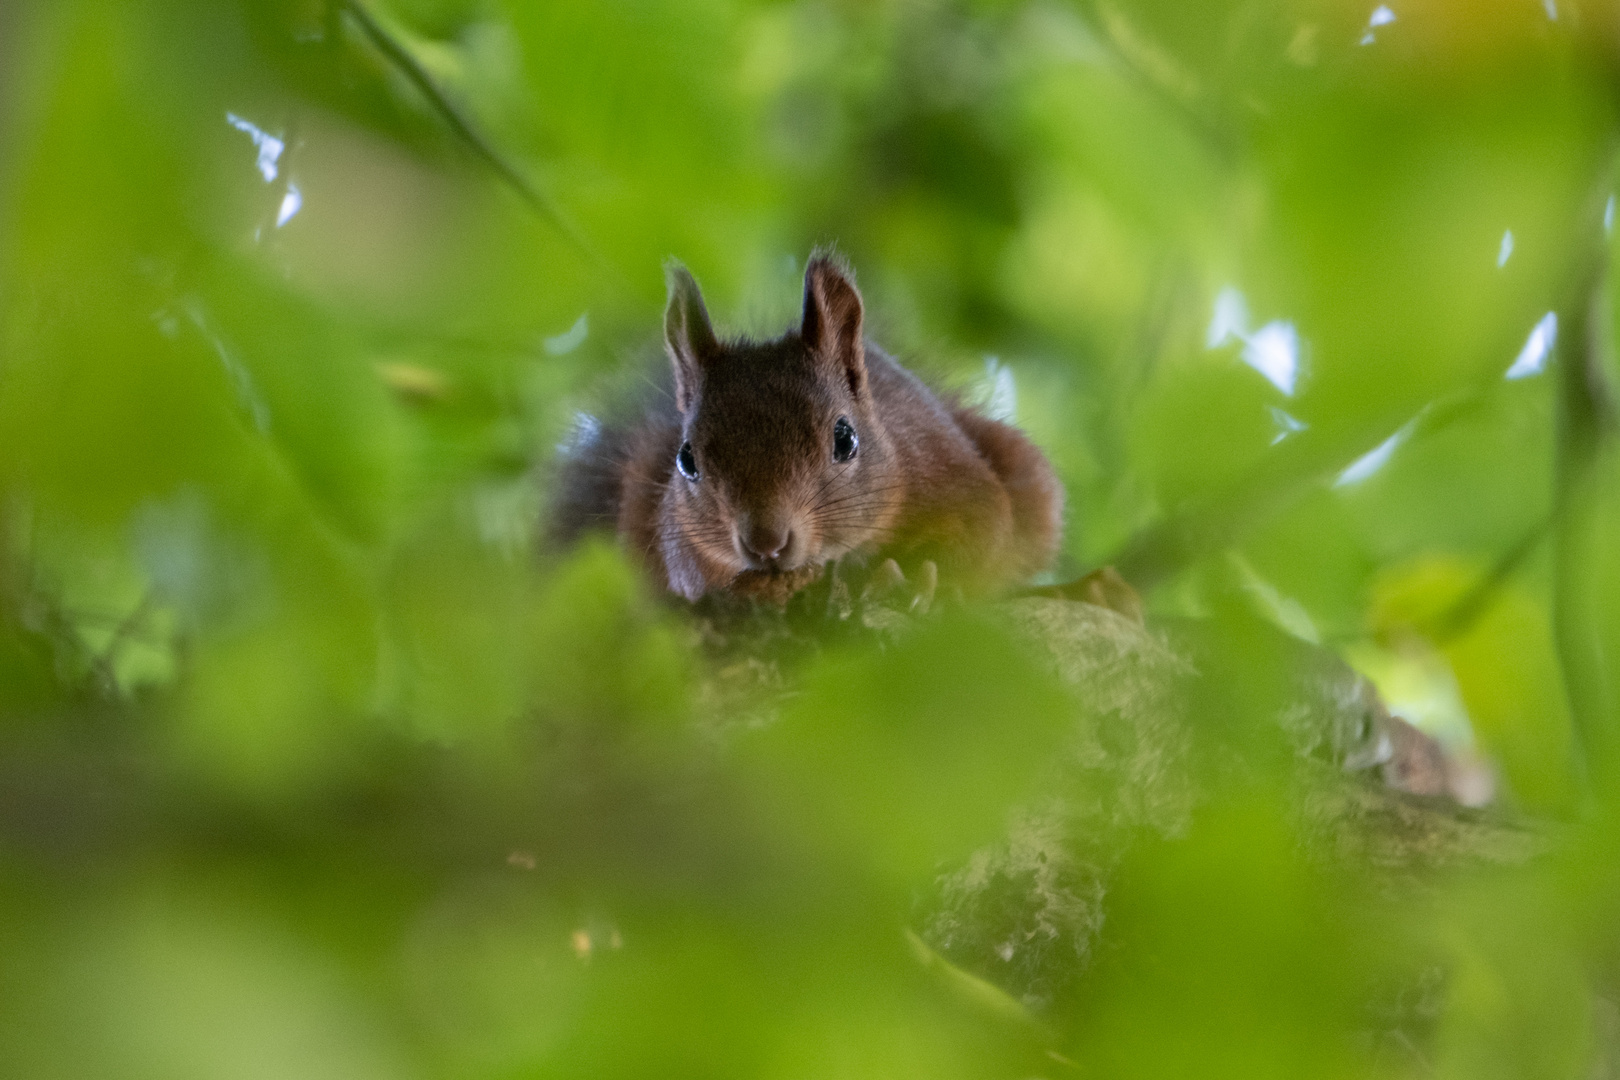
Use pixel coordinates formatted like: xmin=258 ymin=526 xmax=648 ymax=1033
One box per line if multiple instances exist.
xmin=854 ymin=558 xmax=939 ymax=631
xmin=860 ymin=558 xmax=907 ymax=605
xmin=910 ymin=559 xmax=938 ymax=615
xmin=1055 ymin=566 xmax=1144 ymax=625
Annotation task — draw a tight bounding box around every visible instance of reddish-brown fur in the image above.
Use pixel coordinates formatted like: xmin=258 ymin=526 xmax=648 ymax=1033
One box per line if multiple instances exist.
xmin=550 ymin=255 xmax=1064 ymax=603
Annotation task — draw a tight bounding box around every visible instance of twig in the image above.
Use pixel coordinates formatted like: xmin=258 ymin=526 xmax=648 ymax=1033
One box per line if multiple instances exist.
xmin=1428 ymin=515 xmax=1551 ymax=645
xmin=1550 ymin=253 xmax=1617 ymax=805
xmin=337 ymin=0 xmax=610 ymax=274
xmin=1075 ymin=0 xmax=1241 ymax=168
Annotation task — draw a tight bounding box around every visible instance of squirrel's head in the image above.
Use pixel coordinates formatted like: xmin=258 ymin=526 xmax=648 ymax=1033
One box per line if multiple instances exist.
xmin=659 ymin=254 xmax=897 ymax=595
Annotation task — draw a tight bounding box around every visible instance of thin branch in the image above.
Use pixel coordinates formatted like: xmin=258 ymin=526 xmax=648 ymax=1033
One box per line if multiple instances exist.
xmin=1550 ymin=257 xmax=1617 ymax=805
xmin=1427 ymin=515 xmax=1552 ymax=646
xmin=1073 ymin=0 xmax=1242 ymax=168
xmin=337 ymin=0 xmax=609 ymax=273
xmin=1111 ymin=388 xmax=1484 ymax=591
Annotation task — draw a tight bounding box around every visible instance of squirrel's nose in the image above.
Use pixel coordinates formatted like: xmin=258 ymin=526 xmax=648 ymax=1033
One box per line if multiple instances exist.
xmin=740 ymin=522 xmax=791 ymax=563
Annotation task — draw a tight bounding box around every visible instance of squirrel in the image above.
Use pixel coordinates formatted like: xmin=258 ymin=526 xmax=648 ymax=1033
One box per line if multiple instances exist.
xmin=550 ymin=253 xmax=1065 ymax=606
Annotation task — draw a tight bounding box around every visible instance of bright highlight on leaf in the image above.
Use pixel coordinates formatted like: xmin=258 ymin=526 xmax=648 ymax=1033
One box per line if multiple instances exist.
xmin=226 ymin=112 xmax=284 ymax=182
xmin=1505 ymin=312 xmax=1557 ymax=380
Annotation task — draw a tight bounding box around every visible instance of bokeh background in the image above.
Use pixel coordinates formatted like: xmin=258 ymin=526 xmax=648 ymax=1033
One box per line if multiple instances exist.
xmin=3 ymin=0 xmax=1620 ymax=1076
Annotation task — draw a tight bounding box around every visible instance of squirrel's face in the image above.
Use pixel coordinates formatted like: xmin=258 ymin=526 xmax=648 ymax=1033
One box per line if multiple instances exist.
xmin=660 ymin=257 xmax=898 ymax=586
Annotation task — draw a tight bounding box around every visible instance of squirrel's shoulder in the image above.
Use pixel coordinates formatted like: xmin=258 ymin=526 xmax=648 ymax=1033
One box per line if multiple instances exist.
xmin=546 ymin=373 xmax=678 ymax=549
xmin=862 ymin=342 xmax=960 ymax=424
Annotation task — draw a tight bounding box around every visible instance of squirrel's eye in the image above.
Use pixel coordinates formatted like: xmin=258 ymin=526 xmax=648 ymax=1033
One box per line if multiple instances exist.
xmin=832 ymin=417 xmax=858 ymax=463
xmin=676 ymin=441 xmax=700 ymax=481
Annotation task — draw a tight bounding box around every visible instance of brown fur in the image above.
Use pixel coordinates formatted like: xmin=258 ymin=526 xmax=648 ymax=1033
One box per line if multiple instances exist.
xmin=551 ymin=254 xmax=1065 ymax=603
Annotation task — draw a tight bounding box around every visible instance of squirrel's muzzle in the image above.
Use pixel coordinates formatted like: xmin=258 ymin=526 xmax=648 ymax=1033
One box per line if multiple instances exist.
xmin=737 ymin=515 xmax=799 ymax=569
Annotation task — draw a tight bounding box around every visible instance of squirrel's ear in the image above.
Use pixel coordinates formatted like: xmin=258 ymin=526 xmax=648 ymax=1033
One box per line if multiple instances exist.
xmin=664 ymin=261 xmax=718 ymax=412
xmin=801 ymin=254 xmax=866 ymax=397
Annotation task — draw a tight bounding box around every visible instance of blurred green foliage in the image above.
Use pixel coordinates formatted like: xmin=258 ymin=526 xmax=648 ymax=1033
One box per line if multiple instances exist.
xmin=3 ymin=0 xmax=1620 ymax=1076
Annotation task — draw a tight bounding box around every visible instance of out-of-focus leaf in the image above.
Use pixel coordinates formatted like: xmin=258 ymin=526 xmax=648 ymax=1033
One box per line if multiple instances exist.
xmin=1433 ymin=875 xmax=1596 ymax=1080
xmin=1063 ymin=800 xmax=1373 ymax=1080
xmin=747 ymin=612 xmax=1072 ymax=885
xmin=4 ymin=887 xmax=413 ymax=1080
xmin=528 ymin=541 xmax=695 ymax=732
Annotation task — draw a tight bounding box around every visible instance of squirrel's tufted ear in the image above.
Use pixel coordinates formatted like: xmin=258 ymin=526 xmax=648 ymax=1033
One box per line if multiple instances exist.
xmin=801 ymin=253 xmax=866 ymax=397
xmin=664 ymin=261 xmax=718 ymax=413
